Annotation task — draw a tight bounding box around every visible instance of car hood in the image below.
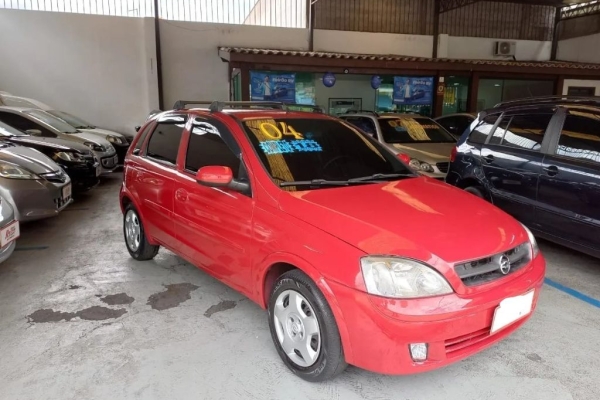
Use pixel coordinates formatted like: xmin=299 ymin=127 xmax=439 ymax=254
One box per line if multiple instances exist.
xmin=0 ymin=143 xmax=59 ymax=174
xmin=68 ymin=131 xmax=112 ymax=147
xmin=278 ymin=177 xmax=526 ymax=264
xmin=10 ymin=136 xmax=90 ymax=153
xmin=78 ymin=127 xmax=126 ymax=140
xmin=387 ymin=142 xmax=455 ymax=163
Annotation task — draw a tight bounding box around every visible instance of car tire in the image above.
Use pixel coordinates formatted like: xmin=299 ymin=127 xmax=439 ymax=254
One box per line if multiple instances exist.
xmin=123 ymin=204 xmax=159 ymax=261
xmin=267 ymin=269 xmax=347 ymax=382
xmin=465 ymin=186 xmax=485 ymax=199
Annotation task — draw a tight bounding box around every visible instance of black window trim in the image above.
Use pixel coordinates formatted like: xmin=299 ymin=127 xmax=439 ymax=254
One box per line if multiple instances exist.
xmin=467 ymin=112 xmax=502 ymax=145
xmin=143 ymin=114 xmax=188 ymax=168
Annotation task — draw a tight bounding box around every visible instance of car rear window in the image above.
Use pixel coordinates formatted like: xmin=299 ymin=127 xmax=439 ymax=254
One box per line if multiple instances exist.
xmin=378 ymin=117 xmax=455 ymax=144
xmin=241 ymin=117 xmax=411 ymax=189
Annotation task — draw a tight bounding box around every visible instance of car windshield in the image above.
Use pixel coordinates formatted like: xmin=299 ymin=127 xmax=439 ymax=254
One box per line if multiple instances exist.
xmin=0 ymin=120 xmax=27 ymax=137
xmin=24 ymin=109 xmax=80 ymax=133
xmin=378 ymin=117 xmax=456 ymax=144
xmin=242 ymin=117 xmax=414 ymax=191
xmin=48 ymin=110 xmax=95 ymax=129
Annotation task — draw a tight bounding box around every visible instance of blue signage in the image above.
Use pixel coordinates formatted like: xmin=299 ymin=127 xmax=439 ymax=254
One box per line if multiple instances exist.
xmin=250 ymin=71 xmax=296 ymax=103
xmin=322 ymin=72 xmax=336 ymax=88
xmin=259 ymin=139 xmax=323 ymax=155
xmin=371 ymin=75 xmax=382 ymax=89
xmin=393 ymin=76 xmax=434 ymax=105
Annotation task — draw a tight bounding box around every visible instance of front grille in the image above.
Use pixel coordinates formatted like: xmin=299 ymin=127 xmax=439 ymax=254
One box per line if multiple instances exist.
xmin=445 ymin=328 xmax=490 ymax=356
xmin=40 ymin=170 xmax=68 ymax=184
xmin=436 ymin=162 xmax=449 ymax=173
xmin=454 ymin=243 xmax=531 ymax=287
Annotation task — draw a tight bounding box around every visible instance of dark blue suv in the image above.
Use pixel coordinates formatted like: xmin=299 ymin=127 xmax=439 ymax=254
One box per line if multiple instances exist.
xmin=446 ymin=96 xmax=600 ymax=258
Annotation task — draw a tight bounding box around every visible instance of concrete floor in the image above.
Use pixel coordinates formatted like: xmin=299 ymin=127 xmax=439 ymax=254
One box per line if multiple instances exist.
xmin=0 ymin=173 xmax=599 ymax=400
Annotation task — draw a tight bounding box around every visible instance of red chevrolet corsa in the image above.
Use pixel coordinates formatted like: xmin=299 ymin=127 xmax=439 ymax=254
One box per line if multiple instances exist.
xmin=120 ymin=102 xmax=545 ymax=382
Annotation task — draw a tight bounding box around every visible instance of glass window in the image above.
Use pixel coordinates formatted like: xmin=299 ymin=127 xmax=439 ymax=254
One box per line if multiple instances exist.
xmin=468 ymin=115 xmax=499 ymax=144
xmin=493 ymin=114 xmax=552 ymax=151
xmin=242 ymin=118 xmax=412 ymax=190
xmin=556 ymin=113 xmax=600 ymax=164
xmin=378 ymin=117 xmax=455 ymax=144
xmin=0 ymin=112 xmax=56 ymax=137
xmin=442 ymin=76 xmax=469 ymax=115
xmin=0 ymin=119 xmax=30 ymax=137
xmin=23 ymin=109 xmax=79 ymax=133
xmin=437 ymin=115 xmax=473 ymax=138
xmin=477 ymin=79 xmax=554 ymax=111
xmin=146 ymin=123 xmax=184 ymax=165
xmin=47 ymin=110 xmax=95 ymax=129
xmin=342 ymin=117 xmax=377 ymax=138
xmin=185 ymin=120 xmax=241 ymax=177
xmin=134 ymin=124 xmax=152 ymax=153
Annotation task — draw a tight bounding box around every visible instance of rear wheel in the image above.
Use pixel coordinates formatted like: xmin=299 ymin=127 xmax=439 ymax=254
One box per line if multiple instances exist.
xmin=464 ymin=186 xmax=485 ymax=199
xmin=123 ymin=204 xmax=159 ymax=260
xmin=268 ymin=270 xmax=347 ymax=382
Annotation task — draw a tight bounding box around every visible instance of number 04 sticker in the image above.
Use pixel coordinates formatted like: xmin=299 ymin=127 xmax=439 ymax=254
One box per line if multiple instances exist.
xmin=260 ymin=122 xmax=304 ymax=140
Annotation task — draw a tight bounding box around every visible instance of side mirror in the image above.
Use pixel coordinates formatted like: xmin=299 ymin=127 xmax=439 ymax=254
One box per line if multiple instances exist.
xmin=196 ymin=166 xmax=250 ymax=193
xmin=25 ymin=129 xmax=42 ymax=136
xmin=134 ymin=126 xmax=141 ymax=132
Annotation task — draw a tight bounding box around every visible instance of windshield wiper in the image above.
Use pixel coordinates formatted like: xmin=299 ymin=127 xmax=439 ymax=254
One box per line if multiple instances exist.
xmin=347 ymin=173 xmax=415 ymax=183
xmin=279 ymin=179 xmax=350 ymax=188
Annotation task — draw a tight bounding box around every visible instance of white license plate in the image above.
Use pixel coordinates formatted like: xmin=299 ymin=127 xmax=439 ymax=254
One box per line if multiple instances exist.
xmin=96 ymin=165 xmax=102 ymax=176
xmin=0 ymin=220 xmax=20 ymax=248
xmin=491 ymin=290 xmax=535 ymax=334
xmin=62 ymin=183 xmax=72 ymax=200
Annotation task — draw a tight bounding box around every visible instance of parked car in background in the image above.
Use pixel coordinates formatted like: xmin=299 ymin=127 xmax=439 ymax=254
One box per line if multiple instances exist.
xmin=120 ymin=101 xmax=545 ymax=382
xmin=0 ymin=140 xmax=72 ymax=221
xmin=0 ymin=107 xmax=118 ymax=174
xmin=435 ymin=113 xmax=476 ymax=140
xmin=0 ymin=121 xmax=100 ymax=192
xmin=446 ymin=96 xmax=600 ymax=258
xmin=0 ymin=195 xmax=19 ymax=264
xmin=339 ymin=111 xmax=456 ymax=179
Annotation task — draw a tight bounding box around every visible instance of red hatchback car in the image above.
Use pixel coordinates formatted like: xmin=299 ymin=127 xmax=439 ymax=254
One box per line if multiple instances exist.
xmin=120 ymin=101 xmax=546 ymax=382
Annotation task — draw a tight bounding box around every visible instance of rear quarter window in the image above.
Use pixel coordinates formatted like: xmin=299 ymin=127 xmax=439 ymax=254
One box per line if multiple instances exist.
xmin=468 ymin=115 xmax=499 ymax=144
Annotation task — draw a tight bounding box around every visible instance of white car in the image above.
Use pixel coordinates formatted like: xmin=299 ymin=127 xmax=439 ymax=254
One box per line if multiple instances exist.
xmin=0 ymin=106 xmax=117 ymax=174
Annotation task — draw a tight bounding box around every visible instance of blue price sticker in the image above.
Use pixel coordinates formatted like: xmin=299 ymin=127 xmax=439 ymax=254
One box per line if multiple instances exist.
xmin=259 ymin=139 xmax=323 ymax=155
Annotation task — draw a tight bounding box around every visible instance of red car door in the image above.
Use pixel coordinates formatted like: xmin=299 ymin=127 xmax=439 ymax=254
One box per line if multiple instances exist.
xmin=131 ymin=115 xmax=187 ymax=251
xmin=173 ymin=116 xmax=256 ymax=296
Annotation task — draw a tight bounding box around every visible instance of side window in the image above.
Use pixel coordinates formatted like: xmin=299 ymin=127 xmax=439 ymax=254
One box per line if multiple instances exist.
xmin=556 ymin=114 xmax=600 ymax=164
xmin=0 ymin=112 xmax=54 ymax=137
xmin=468 ymin=114 xmax=499 ymax=144
xmin=344 ymin=117 xmax=377 ymax=138
xmin=145 ymin=122 xmax=185 ymax=165
xmin=185 ymin=119 xmax=241 ymax=179
xmin=492 ymin=114 xmax=552 ymax=151
xmin=133 ymin=123 xmax=152 ymax=153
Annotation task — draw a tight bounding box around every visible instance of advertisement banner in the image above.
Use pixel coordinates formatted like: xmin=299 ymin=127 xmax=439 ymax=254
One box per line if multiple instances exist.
xmin=250 ymin=71 xmax=296 ymax=103
xmin=393 ymin=77 xmax=434 ymax=105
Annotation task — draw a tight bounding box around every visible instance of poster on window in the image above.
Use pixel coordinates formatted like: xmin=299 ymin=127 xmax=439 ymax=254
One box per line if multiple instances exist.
xmin=393 ymin=77 xmax=434 ymax=105
xmin=250 ymin=71 xmax=296 ymax=103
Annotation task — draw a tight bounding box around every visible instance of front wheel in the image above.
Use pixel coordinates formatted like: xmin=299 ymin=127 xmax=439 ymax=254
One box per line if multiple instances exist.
xmin=464 ymin=185 xmax=485 ymax=199
xmin=123 ymin=204 xmax=159 ymax=261
xmin=268 ymin=270 xmax=347 ymax=382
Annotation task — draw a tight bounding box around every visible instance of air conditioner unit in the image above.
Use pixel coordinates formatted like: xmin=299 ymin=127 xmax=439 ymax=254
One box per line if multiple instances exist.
xmin=494 ymin=41 xmax=516 ymax=57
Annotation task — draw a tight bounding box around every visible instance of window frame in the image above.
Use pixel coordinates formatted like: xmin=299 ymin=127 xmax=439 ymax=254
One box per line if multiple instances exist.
xmin=143 ymin=114 xmax=188 ymax=168
xmin=467 ymin=113 xmax=502 ymax=145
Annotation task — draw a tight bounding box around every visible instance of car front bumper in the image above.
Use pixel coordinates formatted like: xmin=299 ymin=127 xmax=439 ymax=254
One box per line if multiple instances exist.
xmin=0 ymin=200 xmax=17 ymax=264
xmin=327 ymin=254 xmax=545 ymax=375
xmin=93 ymin=150 xmax=119 ymax=174
xmin=0 ymin=177 xmax=73 ymax=222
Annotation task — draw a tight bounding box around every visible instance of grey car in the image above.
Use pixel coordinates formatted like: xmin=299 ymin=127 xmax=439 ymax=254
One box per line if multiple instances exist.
xmin=0 ymin=107 xmax=118 ymax=174
xmin=339 ymin=112 xmax=457 ymax=179
xmin=0 ymin=195 xmax=19 ymax=264
xmin=0 ymin=141 xmax=72 ymax=222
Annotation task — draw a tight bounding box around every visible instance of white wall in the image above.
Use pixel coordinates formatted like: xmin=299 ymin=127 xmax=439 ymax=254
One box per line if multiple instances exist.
xmin=0 ymin=9 xmax=157 ymax=135
xmin=446 ymin=36 xmax=552 ymax=61
xmin=557 ymin=33 xmax=600 ymax=64
xmin=314 ymin=74 xmax=375 ymax=112
xmin=314 ymin=29 xmax=433 ymax=57
xmin=562 ymin=79 xmax=600 ymax=96
xmin=159 ymin=21 xmax=308 ymax=109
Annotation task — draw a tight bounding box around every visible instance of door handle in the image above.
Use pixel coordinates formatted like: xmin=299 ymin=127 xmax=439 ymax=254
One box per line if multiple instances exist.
xmin=175 ymin=189 xmax=188 ymax=202
xmin=482 ymin=154 xmax=495 ymax=163
xmin=543 ymin=165 xmax=559 ymax=176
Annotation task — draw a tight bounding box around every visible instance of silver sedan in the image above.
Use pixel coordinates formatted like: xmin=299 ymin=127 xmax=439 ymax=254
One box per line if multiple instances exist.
xmin=0 ymin=195 xmax=19 ymax=264
xmin=0 ymin=141 xmax=72 ymax=222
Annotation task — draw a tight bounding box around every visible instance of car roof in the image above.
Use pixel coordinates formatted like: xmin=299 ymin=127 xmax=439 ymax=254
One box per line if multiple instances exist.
xmin=435 ymin=113 xmax=476 ymax=119
xmin=482 ymin=96 xmax=600 ymax=115
xmin=0 ymin=106 xmax=36 ymax=113
xmin=340 ymin=112 xmax=430 ymax=119
xmin=154 ymin=108 xmax=336 ymax=123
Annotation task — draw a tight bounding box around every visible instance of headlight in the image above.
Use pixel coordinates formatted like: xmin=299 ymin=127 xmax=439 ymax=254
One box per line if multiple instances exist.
xmin=0 ymin=161 xmax=38 ymax=179
xmin=521 ymin=224 xmax=539 ymax=258
xmin=408 ymin=159 xmax=434 ymax=173
xmin=55 ymin=151 xmax=85 ymax=163
xmin=106 ymin=135 xmax=124 ymax=145
xmin=360 ymin=256 xmax=453 ymax=298
xmin=83 ymin=141 xmax=104 ymax=152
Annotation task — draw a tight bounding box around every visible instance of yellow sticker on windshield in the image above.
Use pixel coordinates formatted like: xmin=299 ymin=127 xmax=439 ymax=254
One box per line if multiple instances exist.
xmin=387 ymin=119 xmax=430 ymax=141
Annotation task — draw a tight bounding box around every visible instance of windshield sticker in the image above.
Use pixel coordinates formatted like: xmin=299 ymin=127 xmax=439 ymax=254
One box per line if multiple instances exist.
xmin=387 ymin=119 xmax=430 ymax=141
xmin=259 ymin=139 xmax=322 ymax=155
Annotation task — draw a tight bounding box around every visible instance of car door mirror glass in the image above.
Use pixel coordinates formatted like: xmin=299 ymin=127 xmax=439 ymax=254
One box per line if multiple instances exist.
xmin=134 ymin=126 xmax=141 ymax=132
xmin=25 ymin=129 xmax=42 ymax=136
xmin=196 ymin=166 xmax=233 ymax=187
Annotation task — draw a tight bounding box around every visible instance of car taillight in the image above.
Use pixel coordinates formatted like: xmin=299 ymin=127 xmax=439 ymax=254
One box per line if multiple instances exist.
xmin=398 ymin=153 xmax=411 ymax=164
xmin=450 ymin=147 xmax=457 ymax=162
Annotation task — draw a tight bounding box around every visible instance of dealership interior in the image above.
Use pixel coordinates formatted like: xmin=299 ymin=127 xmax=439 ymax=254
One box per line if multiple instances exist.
xmin=1 ymin=0 xmax=600 ymax=399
